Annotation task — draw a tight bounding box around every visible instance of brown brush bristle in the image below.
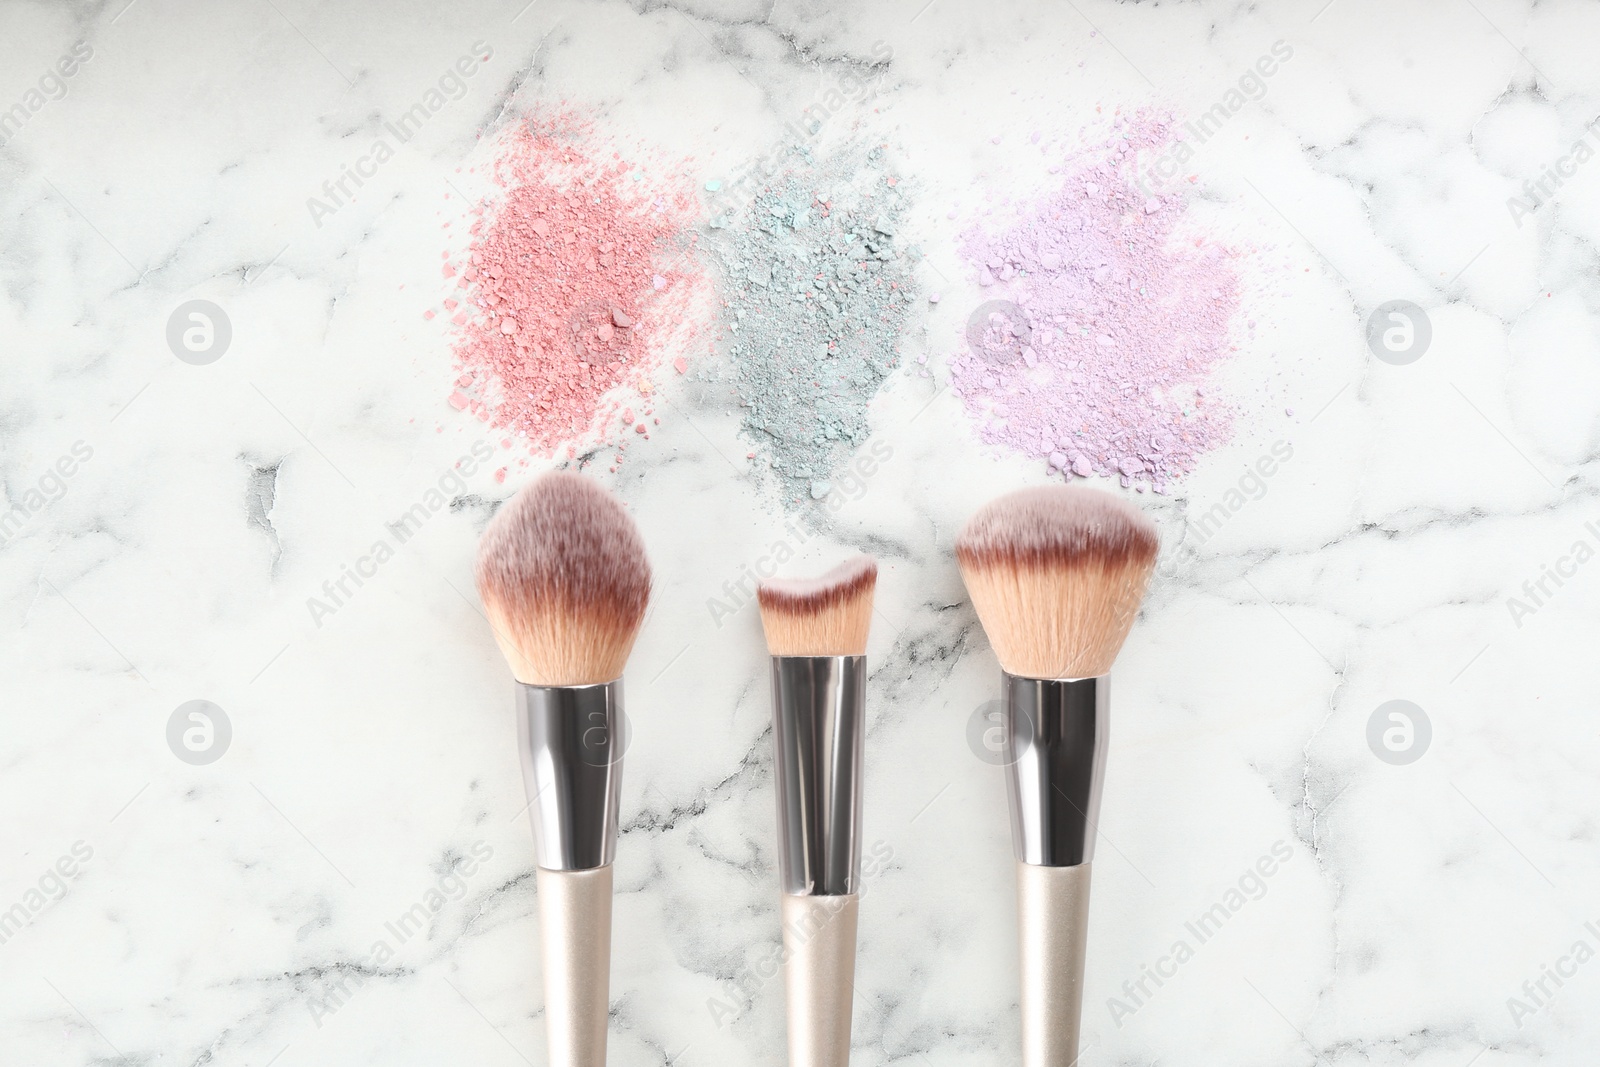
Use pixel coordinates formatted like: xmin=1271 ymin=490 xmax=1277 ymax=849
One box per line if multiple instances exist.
xmin=474 ymin=472 xmax=651 ymax=686
xmin=756 ymin=555 xmax=877 ymax=657
xmin=956 ymin=486 xmax=1158 ymax=678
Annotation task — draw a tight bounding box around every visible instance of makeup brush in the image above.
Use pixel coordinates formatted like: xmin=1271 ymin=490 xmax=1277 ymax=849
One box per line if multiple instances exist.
xmin=756 ymin=555 xmax=877 ymax=1067
xmin=956 ymin=486 xmax=1158 ymax=1067
xmin=475 ymin=471 xmax=651 ymax=1067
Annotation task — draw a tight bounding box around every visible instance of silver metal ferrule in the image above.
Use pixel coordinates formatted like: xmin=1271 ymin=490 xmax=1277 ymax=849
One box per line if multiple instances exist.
xmin=1003 ymin=672 xmax=1109 ymax=868
xmin=516 ymin=680 xmax=624 ymax=871
xmin=769 ymin=656 xmax=865 ymax=896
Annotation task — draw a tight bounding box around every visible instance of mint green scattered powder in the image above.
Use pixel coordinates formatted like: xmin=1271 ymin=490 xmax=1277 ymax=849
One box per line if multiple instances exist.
xmin=704 ymin=144 xmax=919 ymax=509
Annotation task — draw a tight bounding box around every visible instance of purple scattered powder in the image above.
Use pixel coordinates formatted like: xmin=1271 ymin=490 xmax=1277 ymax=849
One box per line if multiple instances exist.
xmin=951 ymin=112 xmax=1242 ymax=493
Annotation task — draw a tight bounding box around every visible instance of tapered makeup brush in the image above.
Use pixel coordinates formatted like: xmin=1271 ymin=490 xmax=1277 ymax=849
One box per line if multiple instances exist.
xmin=756 ymin=555 xmax=877 ymax=1067
xmin=475 ymin=471 xmax=651 ymax=1067
xmin=956 ymin=486 xmax=1158 ymax=1067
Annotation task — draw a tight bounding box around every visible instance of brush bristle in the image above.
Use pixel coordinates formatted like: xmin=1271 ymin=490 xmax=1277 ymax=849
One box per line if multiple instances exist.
xmin=756 ymin=555 xmax=877 ymax=657
xmin=474 ymin=472 xmax=651 ymax=686
xmin=956 ymin=486 xmax=1158 ymax=678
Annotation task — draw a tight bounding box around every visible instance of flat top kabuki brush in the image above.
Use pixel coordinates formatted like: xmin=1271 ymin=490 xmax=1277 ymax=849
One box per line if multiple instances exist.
xmin=756 ymin=556 xmax=877 ymax=1067
xmin=956 ymin=486 xmax=1158 ymax=1067
xmin=476 ymin=471 xmax=651 ymax=1067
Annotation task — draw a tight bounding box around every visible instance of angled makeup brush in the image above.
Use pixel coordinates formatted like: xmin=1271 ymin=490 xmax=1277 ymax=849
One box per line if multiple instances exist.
xmin=756 ymin=556 xmax=877 ymax=1067
xmin=476 ymin=471 xmax=651 ymax=1067
xmin=956 ymin=486 xmax=1158 ymax=1067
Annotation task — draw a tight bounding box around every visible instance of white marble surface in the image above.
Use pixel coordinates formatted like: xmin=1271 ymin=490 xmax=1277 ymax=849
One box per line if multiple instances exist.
xmin=4 ymin=0 xmax=1600 ymax=1064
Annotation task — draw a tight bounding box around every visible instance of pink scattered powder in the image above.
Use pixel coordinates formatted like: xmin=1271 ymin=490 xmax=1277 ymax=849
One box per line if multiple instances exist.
xmin=951 ymin=112 xmax=1242 ymax=493
xmin=446 ymin=111 xmax=708 ymax=460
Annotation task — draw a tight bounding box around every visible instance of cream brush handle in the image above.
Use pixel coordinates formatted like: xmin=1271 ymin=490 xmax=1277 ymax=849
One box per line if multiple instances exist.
xmin=1017 ymin=861 xmax=1092 ymax=1067
xmin=536 ymin=865 xmax=613 ymax=1067
xmin=781 ymin=892 xmax=859 ymax=1067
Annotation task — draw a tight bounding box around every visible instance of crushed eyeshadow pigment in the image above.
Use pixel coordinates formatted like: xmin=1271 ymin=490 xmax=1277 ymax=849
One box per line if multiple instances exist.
xmin=444 ymin=113 xmax=706 ymax=468
xmin=951 ymin=112 xmax=1241 ymax=493
xmin=704 ymin=144 xmax=919 ymax=506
